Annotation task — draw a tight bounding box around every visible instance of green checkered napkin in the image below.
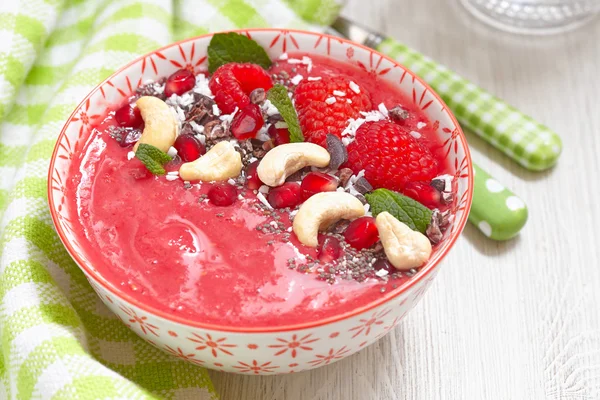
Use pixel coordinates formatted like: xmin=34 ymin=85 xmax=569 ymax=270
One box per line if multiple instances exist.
xmin=0 ymin=0 xmax=341 ymax=398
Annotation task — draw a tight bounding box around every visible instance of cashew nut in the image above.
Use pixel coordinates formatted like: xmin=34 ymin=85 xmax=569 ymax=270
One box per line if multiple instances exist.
xmin=179 ymin=141 xmax=242 ymax=182
xmin=375 ymin=212 xmax=432 ymax=271
xmin=133 ymin=96 xmax=177 ymax=152
xmin=257 ymin=143 xmax=330 ymax=187
xmin=293 ymin=192 xmax=365 ymax=247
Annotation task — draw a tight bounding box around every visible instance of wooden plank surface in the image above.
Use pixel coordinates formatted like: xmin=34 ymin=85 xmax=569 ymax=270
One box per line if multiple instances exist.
xmin=210 ymin=1 xmax=600 ymax=398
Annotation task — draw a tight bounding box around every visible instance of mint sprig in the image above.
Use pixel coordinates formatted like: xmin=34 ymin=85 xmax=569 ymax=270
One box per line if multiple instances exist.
xmin=267 ymin=84 xmax=304 ymax=143
xmin=207 ymin=32 xmax=272 ymax=73
xmin=135 ymin=143 xmax=172 ymax=175
xmin=365 ymin=188 xmax=432 ymax=234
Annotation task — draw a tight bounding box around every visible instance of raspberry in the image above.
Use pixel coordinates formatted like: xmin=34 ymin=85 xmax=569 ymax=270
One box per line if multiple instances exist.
xmin=209 ymin=63 xmax=273 ymax=114
xmin=294 ymin=76 xmax=371 ymax=146
xmin=346 ymin=121 xmax=439 ymax=192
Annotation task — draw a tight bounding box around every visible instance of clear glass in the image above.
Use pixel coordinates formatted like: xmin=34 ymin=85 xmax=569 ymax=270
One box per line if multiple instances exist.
xmin=460 ymin=0 xmax=600 ymax=34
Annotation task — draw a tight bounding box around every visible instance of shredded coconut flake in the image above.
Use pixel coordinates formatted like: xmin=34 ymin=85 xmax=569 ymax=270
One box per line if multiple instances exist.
xmin=287 ymin=58 xmax=303 ymax=64
xmin=279 ymin=52 xmax=289 ymax=60
xmin=189 ymin=121 xmax=205 ymax=135
xmin=410 ymin=131 xmax=422 ymax=139
xmin=166 ymin=175 xmax=179 ymax=181
xmin=377 ymin=103 xmax=389 ymax=118
xmin=259 ymin=185 xmax=270 ymax=194
xmin=333 ymin=90 xmax=346 ymax=97
xmin=375 ymin=269 xmax=389 ymax=277
xmin=347 ymin=99 xmax=352 ymax=104
xmin=417 ymin=122 xmax=427 ymax=129
xmin=219 ymin=107 xmax=238 ymax=123
xmin=307 ymin=76 xmax=322 ymax=81
xmin=359 ymin=110 xmax=387 ymax=122
xmin=256 ymin=125 xmax=271 ymax=141
xmin=257 ymin=192 xmax=273 ymax=209
xmin=167 ymin=146 xmax=178 ymax=157
xmin=261 ymin=99 xmax=279 ymax=116
xmin=290 ymin=74 xmax=304 ymax=85
xmin=349 ymin=81 xmax=361 ymax=94
xmin=227 ymin=178 xmax=236 ymax=185
xmin=325 ymin=97 xmax=336 ymax=105
xmin=212 ymin=104 xmax=221 ymax=116
xmin=127 ymin=151 xmax=135 ymax=160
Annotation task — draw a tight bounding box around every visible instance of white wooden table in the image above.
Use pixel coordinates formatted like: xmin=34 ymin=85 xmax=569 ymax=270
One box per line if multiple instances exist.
xmin=210 ymin=1 xmax=600 ymax=398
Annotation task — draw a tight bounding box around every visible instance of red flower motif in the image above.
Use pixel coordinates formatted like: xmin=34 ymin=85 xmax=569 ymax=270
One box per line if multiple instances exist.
xmin=119 ymin=306 xmax=159 ymax=336
xmin=314 ymin=34 xmax=343 ymax=56
xmin=308 ymin=346 xmax=350 ymax=366
xmin=268 ymin=333 xmax=319 ymax=358
xmin=234 ymin=360 xmax=279 ymax=374
xmin=441 ymin=127 xmax=461 ymax=159
xmin=71 ymin=99 xmax=100 ymax=139
xmin=269 ymin=30 xmax=299 ymax=53
xmin=188 ymin=333 xmax=236 ymax=357
xmin=357 ymin=51 xmax=394 ymax=77
xmin=164 ymin=346 xmax=204 ymax=365
xmin=411 ymin=87 xmax=434 ymax=111
xmin=348 ymin=309 xmax=391 ymax=338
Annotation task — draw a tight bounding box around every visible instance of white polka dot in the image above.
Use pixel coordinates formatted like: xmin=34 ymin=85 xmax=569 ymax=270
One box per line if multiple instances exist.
xmin=486 ymin=179 xmax=505 ymax=193
xmin=438 ymin=82 xmax=449 ymax=93
xmin=525 ymin=122 xmax=536 ymax=130
xmin=466 ymin=83 xmax=476 ymax=91
xmin=552 ymin=145 xmax=561 ymax=154
xmin=539 ymin=132 xmax=551 ymax=140
xmin=482 ymin=113 xmax=492 ymax=122
xmin=495 ymin=103 xmax=506 ymax=110
xmin=506 ymin=196 xmax=525 ymax=211
xmin=508 ymin=113 xmax=519 ymax=121
xmin=525 ymin=143 xmax=538 ymax=153
xmin=412 ymin=64 xmax=421 ymax=73
xmin=467 ymin=103 xmax=478 ymax=112
xmin=452 ymin=93 xmax=464 ymax=103
xmin=424 ymin=72 xmax=436 ymax=82
xmin=511 ymin=134 xmax=523 ymax=143
xmin=478 ymin=221 xmax=492 ymax=237
xmin=480 ymin=93 xmax=491 ymax=101
xmin=497 ymin=124 xmax=507 ymax=133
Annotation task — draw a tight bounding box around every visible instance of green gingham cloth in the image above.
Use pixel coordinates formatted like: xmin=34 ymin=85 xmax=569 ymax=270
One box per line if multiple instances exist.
xmin=0 ymin=1 xmax=342 ymax=399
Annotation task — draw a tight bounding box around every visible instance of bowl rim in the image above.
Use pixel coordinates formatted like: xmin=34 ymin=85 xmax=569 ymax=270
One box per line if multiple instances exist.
xmin=48 ymin=28 xmax=473 ymax=333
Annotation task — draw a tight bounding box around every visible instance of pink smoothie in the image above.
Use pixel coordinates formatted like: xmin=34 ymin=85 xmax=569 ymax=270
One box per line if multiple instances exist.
xmin=65 ymin=54 xmax=449 ymax=328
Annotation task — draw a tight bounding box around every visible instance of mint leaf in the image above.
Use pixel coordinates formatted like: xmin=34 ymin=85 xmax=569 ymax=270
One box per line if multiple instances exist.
xmin=267 ymin=84 xmax=304 ymax=143
xmin=207 ymin=32 xmax=272 ymax=73
xmin=135 ymin=143 xmax=172 ymax=175
xmin=365 ymin=188 xmax=432 ymax=233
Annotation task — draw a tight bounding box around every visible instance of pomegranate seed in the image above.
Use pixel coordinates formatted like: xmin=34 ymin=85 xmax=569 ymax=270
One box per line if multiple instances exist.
xmin=208 ymin=183 xmax=237 ymax=206
xmin=230 ymin=103 xmax=264 ymax=140
xmin=114 ymin=105 xmax=143 ymax=128
xmin=267 ymin=182 xmax=302 ymax=209
xmin=173 ymin=134 xmax=205 ymax=162
xmin=164 ymin=68 xmax=196 ymax=97
xmin=373 ymin=259 xmax=396 ymax=275
xmin=245 ymin=160 xmax=263 ymax=190
xmin=343 ymin=216 xmax=379 ymax=250
xmin=300 ymin=172 xmax=338 ymax=200
xmin=268 ymin=124 xmax=290 ymax=146
xmin=317 ymin=235 xmax=342 ymax=264
xmin=403 ymin=181 xmax=441 ymax=209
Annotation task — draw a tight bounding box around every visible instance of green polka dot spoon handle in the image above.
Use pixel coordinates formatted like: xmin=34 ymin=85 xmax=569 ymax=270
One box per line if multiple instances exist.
xmin=468 ymin=165 xmax=528 ymax=240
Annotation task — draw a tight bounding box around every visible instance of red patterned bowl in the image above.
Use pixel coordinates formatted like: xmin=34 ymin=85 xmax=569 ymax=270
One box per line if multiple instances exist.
xmin=48 ymin=29 xmax=473 ymax=374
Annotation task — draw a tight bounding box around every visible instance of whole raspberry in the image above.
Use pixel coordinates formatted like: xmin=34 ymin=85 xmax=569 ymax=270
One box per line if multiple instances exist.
xmin=209 ymin=63 xmax=273 ymax=114
xmin=294 ymin=76 xmax=371 ymax=146
xmin=346 ymin=121 xmax=440 ymax=192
